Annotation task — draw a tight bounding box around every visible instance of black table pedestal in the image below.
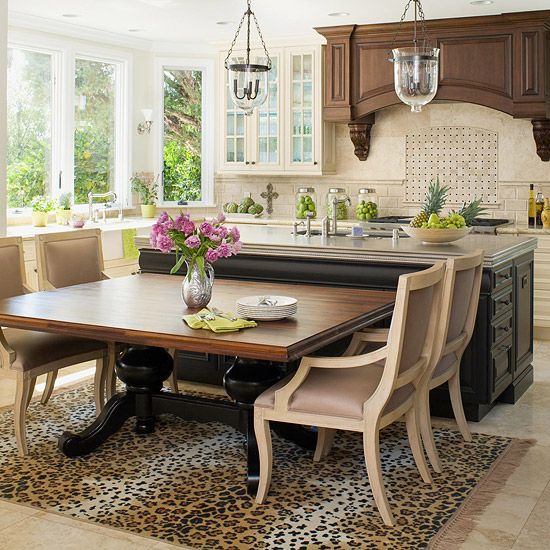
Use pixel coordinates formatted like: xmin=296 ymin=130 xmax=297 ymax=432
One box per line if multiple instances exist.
xmin=58 ymin=347 xmax=317 ymax=494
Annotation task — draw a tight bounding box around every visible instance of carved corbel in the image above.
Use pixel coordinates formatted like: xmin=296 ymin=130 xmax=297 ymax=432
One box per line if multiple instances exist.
xmin=349 ymin=116 xmax=375 ymax=161
xmin=532 ymin=119 xmax=550 ymax=162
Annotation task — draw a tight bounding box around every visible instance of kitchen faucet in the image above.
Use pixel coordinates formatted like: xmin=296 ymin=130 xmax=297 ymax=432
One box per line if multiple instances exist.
xmin=88 ymin=191 xmax=123 ymax=223
xmin=292 ymin=211 xmax=315 ymax=237
xmin=326 ymin=195 xmax=351 ymax=236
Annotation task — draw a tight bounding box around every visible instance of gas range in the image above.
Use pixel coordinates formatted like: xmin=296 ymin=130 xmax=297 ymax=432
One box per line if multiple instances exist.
xmin=365 ymin=216 xmax=512 ymax=235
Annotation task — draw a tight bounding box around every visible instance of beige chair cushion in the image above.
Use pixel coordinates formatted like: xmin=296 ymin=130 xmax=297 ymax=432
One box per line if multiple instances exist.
xmin=432 ymin=352 xmax=458 ymax=381
xmin=447 ymin=268 xmax=476 ymax=342
xmin=43 ymin=238 xmax=102 ymax=288
xmin=4 ymin=328 xmax=106 ymax=372
xmin=256 ymin=363 xmax=414 ymax=420
xmin=0 ymin=245 xmax=25 ymax=299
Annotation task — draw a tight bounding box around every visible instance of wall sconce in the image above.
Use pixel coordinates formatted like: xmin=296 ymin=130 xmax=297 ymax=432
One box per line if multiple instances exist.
xmin=137 ymin=109 xmax=153 ymax=134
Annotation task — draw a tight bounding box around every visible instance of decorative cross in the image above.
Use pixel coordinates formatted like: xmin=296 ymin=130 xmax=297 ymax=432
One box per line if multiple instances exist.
xmin=260 ymin=183 xmax=279 ymax=215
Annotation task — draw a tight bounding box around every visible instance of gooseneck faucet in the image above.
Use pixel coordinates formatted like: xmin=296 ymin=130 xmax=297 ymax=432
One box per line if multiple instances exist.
xmin=329 ymin=195 xmax=351 ymax=236
xmin=88 ymin=191 xmax=123 ymax=223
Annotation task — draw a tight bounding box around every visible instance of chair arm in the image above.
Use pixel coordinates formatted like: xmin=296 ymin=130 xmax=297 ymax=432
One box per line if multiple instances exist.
xmin=307 ymin=345 xmax=388 ymax=369
xmin=358 ymin=328 xmax=390 ymax=342
xmin=0 ymin=327 xmax=16 ymax=369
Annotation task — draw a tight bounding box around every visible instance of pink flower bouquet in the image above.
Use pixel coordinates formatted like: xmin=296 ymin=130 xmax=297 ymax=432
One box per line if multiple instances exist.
xmin=150 ymin=212 xmax=242 ymax=278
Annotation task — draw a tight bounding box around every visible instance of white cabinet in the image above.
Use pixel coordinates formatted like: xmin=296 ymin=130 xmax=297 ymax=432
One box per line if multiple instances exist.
xmin=219 ymin=44 xmax=334 ymax=175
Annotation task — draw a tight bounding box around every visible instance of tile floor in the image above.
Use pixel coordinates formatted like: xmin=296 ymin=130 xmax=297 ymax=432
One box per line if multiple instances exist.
xmin=1 ymin=343 xmax=550 ymax=549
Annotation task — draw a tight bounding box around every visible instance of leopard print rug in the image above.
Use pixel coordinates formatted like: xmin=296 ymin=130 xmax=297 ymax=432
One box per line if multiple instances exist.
xmin=0 ymin=385 xmax=516 ymax=549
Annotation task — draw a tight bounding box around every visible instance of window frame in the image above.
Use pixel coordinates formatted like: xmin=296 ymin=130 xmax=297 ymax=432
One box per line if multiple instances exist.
xmin=6 ymin=31 xmax=132 ymax=217
xmin=154 ymin=57 xmax=215 ymax=208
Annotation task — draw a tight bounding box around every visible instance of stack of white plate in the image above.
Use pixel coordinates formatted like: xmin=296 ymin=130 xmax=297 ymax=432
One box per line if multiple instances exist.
xmin=236 ymin=295 xmax=298 ymax=321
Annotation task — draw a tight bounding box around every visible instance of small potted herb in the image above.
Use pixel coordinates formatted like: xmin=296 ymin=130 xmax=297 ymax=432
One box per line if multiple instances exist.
xmin=131 ymin=172 xmax=159 ymax=218
xmin=56 ymin=192 xmax=73 ymax=225
xmin=30 ymin=196 xmax=56 ymax=227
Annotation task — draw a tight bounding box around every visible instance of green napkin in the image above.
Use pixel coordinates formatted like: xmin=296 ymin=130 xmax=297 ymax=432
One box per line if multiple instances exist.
xmin=183 ymin=309 xmax=257 ymax=333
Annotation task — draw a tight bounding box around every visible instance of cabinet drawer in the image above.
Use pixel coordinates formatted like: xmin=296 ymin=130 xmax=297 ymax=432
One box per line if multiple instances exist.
xmin=491 ymin=310 xmax=513 ymax=345
xmin=492 ymin=337 xmax=513 ymax=395
xmin=492 ymin=263 xmax=513 ymax=291
xmin=491 ymin=286 xmax=513 ymax=319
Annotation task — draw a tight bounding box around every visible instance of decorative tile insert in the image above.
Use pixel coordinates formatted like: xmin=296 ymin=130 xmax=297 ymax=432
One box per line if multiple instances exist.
xmin=405 ymin=127 xmax=498 ymax=205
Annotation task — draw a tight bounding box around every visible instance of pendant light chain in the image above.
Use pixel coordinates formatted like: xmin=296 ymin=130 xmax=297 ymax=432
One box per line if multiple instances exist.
xmin=224 ymin=0 xmax=271 ymax=70
xmin=390 ymin=0 xmax=432 ymax=51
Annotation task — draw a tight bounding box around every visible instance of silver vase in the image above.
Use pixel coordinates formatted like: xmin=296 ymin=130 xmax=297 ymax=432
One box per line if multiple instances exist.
xmin=182 ymin=261 xmax=215 ymax=308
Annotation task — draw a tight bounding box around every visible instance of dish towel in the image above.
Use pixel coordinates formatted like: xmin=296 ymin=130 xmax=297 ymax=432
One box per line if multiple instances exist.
xmin=183 ymin=309 xmax=257 ymax=333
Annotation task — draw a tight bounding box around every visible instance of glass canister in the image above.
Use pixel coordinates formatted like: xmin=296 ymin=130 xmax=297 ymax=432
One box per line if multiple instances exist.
xmin=295 ymin=187 xmax=317 ymax=219
xmin=326 ymin=187 xmax=350 ymax=220
xmin=356 ymin=188 xmax=379 ymax=221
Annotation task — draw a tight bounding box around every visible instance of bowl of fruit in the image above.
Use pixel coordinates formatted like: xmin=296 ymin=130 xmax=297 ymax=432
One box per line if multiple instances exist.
xmin=403 ymin=178 xmax=484 ymax=244
xmin=223 ymin=197 xmax=264 ymax=218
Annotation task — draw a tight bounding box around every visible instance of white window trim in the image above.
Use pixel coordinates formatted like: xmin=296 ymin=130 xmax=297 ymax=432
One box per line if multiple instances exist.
xmin=154 ymin=57 xmax=215 ymax=208
xmin=6 ymin=31 xmax=133 ymax=217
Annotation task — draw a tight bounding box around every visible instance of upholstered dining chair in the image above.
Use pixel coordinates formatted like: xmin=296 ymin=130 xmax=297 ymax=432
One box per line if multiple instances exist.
xmin=0 ymin=236 xmax=110 ymax=456
xmin=35 ymin=229 xmax=179 ymax=400
xmin=254 ymin=262 xmax=446 ymax=526
xmin=416 ymin=250 xmax=484 ymax=473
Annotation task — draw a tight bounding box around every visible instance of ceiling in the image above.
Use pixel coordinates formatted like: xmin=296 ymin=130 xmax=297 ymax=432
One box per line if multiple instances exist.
xmin=8 ymin=0 xmax=550 ymax=46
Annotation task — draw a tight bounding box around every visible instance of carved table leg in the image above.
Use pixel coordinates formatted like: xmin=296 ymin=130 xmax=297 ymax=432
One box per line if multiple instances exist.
xmin=223 ymin=358 xmax=287 ymax=495
xmin=58 ymin=346 xmax=173 ymax=457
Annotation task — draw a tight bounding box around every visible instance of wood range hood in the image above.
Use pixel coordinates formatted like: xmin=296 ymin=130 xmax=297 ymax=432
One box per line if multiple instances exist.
xmin=315 ymin=10 xmax=550 ymax=162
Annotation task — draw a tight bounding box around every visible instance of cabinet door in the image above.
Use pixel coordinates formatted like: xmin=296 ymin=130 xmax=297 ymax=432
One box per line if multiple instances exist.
xmin=514 ymin=254 xmax=534 ymax=376
xmin=285 ymin=47 xmax=320 ymax=171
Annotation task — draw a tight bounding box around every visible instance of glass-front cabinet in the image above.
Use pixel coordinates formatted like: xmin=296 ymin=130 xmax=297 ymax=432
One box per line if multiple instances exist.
xmin=219 ymin=44 xmax=333 ymax=174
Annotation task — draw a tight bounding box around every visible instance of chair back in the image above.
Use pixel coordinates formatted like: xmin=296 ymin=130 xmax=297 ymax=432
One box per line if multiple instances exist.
xmin=370 ymin=262 xmax=446 ymax=412
xmin=426 ymin=251 xmax=484 ymax=380
xmin=35 ymin=229 xmax=105 ymax=290
xmin=0 ymin=237 xmax=27 ymax=299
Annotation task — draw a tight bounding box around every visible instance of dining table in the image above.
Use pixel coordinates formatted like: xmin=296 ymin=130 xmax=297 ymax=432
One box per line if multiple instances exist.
xmin=0 ymin=273 xmax=396 ymax=493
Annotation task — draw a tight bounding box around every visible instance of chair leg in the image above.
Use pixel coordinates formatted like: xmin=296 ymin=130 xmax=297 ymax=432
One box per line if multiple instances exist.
xmin=170 ymin=369 xmax=179 ymax=394
xmin=418 ymin=386 xmax=442 ymax=474
xmin=363 ymin=424 xmax=395 ymax=527
xmin=41 ymin=370 xmax=58 ymax=405
xmin=405 ymin=403 xmax=433 ymax=485
xmin=254 ymin=410 xmax=273 ymax=504
xmin=448 ymin=371 xmax=472 ymax=442
xmin=94 ymin=356 xmax=106 ymax=414
xmin=15 ymin=375 xmax=33 ymax=456
xmin=313 ymin=428 xmax=336 ymax=462
xmin=25 ymin=377 xmax=37 ymax=410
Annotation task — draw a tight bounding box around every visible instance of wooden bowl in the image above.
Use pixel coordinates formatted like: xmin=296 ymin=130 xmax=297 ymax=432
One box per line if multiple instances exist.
xmin=401 ymin=226 xmax=471 ymax=244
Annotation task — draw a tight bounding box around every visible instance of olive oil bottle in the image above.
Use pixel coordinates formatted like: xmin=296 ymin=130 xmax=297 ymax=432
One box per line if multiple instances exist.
xmin=528 ymin=184 xmax=536 ymax=227
xmin=536 ymin=189 xmax=545 ymax=227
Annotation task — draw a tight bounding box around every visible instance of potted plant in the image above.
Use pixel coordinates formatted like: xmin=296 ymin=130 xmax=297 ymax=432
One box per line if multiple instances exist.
xmin=30 ymin=196 xmax=56 ymax=227
xmin=131 ymin=173 xmax=159 ymax=218
xmin=56 ymin=192 xmax=73 ymax=225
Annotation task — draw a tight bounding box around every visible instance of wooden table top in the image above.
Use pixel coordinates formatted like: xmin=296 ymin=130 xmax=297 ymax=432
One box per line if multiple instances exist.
xmin=0 ymin=274 xmax=395 ymax=361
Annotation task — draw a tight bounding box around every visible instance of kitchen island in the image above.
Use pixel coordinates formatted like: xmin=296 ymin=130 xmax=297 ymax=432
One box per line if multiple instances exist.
xmin=136 ymin=226 xmax=537 ymax=421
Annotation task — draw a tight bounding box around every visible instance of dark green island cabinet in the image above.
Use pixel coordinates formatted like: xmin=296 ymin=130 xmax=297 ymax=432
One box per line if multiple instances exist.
xmin=136 ymin=226 xmax=537 ymax=421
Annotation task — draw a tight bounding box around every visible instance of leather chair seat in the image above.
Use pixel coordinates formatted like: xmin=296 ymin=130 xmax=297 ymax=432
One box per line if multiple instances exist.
xmin=4 ymin=328 xmax=106 ymax=372
xmin=256 ymin=362 xmax=414 ymax=420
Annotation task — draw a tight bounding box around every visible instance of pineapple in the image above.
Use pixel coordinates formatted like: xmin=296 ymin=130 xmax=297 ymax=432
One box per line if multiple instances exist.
xmin=451 ymin=196 xmax=486 ymax=226
xmin=410 ymin=178 xmax=450 ymax=227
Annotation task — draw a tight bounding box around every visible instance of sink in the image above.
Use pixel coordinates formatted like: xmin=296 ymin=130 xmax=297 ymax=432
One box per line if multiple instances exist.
xmin=293 ymin=229 xmax=349 ymax=237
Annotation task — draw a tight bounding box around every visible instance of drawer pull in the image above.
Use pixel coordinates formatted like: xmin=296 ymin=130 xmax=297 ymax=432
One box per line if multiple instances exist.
xmin=498 ymin=345 xmax=511 ymax=352
xmin=499 ymin=299 xmax=511 ymax=306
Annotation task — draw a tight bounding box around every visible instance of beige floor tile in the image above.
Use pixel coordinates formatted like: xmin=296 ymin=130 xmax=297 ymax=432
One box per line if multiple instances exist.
xmin=0 ymin=515 xmax=153 ymax=549
xmin=512 ymin=483 xmax=550 ymax=549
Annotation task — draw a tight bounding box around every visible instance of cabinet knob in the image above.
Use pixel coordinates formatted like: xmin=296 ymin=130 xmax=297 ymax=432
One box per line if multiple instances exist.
xmin=500 ymin=300 xmax=511 ymax=306
xmin=251 ymin=161 xmax=256 ymax=165
xmin=314 ymin=161 xmax=318 ymax=166
xmin=245 ymin=161 xmax=250 ymax=165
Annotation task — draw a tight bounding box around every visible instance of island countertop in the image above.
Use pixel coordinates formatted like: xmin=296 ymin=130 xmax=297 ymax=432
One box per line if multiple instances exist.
xmin=136 ymin=224 xmax=537 ymax=268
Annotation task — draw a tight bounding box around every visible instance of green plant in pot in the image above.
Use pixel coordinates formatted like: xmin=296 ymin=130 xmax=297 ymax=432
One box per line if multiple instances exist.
xmin=31 ymin=196 xmax=56 ymax=227
xmin=131 ymin=173 xmax=159 ymax=218
xmin=56 ymin=192 xmax=73 ymax=225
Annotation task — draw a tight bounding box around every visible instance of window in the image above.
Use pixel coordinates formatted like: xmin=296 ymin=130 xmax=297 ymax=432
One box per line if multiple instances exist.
xmin=6 ymin=36 xmax=131 ymax=215
xmin=74 ymin=57 xmax=118 ymax=204
xmin=7 ymin=47 xmax=54 ymax=208
xmin=157 ymin=58 xmax=214 ymax=206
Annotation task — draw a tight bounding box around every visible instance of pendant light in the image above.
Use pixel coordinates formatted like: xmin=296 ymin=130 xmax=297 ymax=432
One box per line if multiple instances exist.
xmin=390 ymin=0 xmax=439 ymax=112
xmin=224 ymin=0 xmax=271 ymax=116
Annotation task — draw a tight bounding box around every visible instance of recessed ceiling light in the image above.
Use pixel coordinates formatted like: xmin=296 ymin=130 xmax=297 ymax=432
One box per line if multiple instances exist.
xmin=62 ymin=13 xmax=79 ymax=18
xmin=216 ymin=21 xmax=236 ymax=26
xmin=328 ymin=12 xmax=350 ymax=17
xmin=470 ymin=1 xmax=494 ymax=5
xmin=128 ymin=28 xmax=143 ymax=33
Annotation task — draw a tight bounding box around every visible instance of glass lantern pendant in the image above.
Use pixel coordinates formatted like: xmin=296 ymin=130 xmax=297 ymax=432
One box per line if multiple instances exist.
xmin=224 ymin=0 xmax=271 ymax=116
xmin=390 ymin=0 xmax=439 ymax=113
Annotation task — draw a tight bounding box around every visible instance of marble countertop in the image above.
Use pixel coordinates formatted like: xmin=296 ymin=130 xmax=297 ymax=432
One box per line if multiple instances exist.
xmin=136 ymin=224 xmax=537 ymax=268
xmin=497 ymin=225 xmax=550 ymax=236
